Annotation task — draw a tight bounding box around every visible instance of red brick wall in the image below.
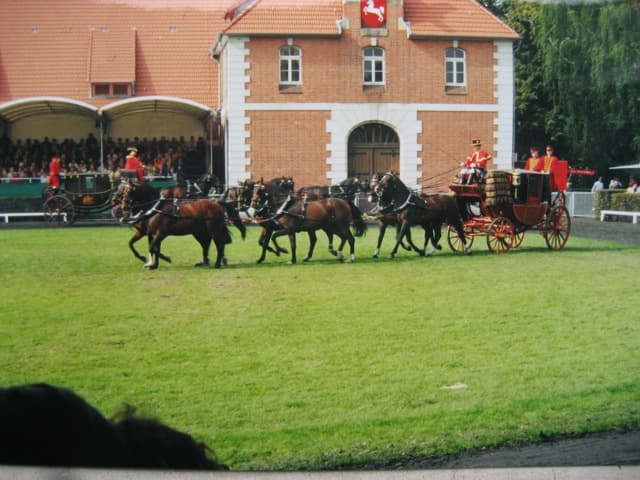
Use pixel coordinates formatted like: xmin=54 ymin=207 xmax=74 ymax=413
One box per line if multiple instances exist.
xmin=419 ymin=111 xmax=497 ymax=193
xmin=247 ymin=110 xmax=330 ymax=186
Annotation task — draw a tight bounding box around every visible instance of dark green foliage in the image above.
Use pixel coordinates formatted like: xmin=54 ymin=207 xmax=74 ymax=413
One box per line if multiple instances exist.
xmin=503 ymin=0 xmax=640 ymax=174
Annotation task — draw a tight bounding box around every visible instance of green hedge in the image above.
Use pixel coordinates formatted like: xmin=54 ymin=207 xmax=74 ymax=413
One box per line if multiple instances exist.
xmin=595 ymin=189 xmax=640 ymax=220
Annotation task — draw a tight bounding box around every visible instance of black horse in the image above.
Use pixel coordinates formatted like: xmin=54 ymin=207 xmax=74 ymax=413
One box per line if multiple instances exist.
xmin=296 ymin=176 xmax=366 ymax=201
xmin=373 ymin=172 xmax=469 ymax=257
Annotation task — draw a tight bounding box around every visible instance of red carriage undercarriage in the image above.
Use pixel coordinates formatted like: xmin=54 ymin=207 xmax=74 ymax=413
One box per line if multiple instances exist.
xmin=447 ymin=162 xmax=572 ymax=253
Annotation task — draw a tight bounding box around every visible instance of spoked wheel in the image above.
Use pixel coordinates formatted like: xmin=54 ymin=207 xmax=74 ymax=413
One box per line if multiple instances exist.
xmin=44 ymin=195 xmax=76 ymax=225
xmin=447 ymin=224 xmax=474 ymax=253
xmin=512 ymin=228 xmax=525 ymax=248
xmin=486 ymin=216 xmax=514 ymax=253
xmin=552 ymin=191 xmax=566 ymax=208
xmin=544 ymin=205 xmax=571 ymax=250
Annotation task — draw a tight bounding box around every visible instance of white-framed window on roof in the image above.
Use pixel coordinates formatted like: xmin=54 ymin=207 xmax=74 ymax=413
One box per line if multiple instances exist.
xmin=279 ymin=45 xmax=302 ymax=92
xmin=445 ymin=47 xmax=466 ymax=93
xmin=91 ymin=82 xmax=132 ymax=98
xmin=363 ymin=46 xmax=385 ymax=87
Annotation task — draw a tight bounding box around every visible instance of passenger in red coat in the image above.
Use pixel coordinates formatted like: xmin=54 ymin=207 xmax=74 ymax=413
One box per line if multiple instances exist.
xmin=524 ymin=146 xmax=544 ymax=172
xmin=124 ymin=147 xmax=145 ymax=183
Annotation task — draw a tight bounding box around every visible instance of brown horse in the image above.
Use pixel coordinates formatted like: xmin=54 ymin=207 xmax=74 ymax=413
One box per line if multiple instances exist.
xmin=144 ymin=198 xmax=246 ymax=269
xmin=112 ymin=181 xmax=192 ymax=263
xmin=368 ymin=173 xmax=415 ymax=258
xmin=254 ymin=196 xmax=367 ymax=264
xmin=373 ymin=172 xmax=469 ymax=257
xmin=252 ymin=177 xmax=367 ymax=258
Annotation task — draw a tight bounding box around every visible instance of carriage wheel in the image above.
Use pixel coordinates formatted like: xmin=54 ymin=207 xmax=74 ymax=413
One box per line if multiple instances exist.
xmin=447 ymin=225 xmax=473 ymax=253
xmin=44 ymin=195 xmax=76 ymax=226
xmin=544 ymin=205 xmax=571 ymax=250
xmin=512 ymin=228 xmax=525 ymax=248
xmin=552 ymin=191 xmax=566 ymax=208
xmin=486 ymin=216 xmax=514 ymax=253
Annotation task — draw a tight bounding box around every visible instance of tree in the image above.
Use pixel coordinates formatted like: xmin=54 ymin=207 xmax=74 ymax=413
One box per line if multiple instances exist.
xmin=501 ymin=0 xmax=640 ymax=174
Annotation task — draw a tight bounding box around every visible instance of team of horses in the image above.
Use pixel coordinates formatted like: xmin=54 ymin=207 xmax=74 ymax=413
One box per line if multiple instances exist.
xmin=111 ymin=172 xmax=469 ymax=269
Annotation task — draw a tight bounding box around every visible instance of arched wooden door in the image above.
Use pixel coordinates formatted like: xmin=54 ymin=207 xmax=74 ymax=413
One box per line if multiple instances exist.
xmin=348 ymin=123 xmax=399 ymax=183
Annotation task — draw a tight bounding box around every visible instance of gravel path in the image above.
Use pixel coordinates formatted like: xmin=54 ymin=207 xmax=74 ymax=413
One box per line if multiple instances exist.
xmin=570 ymin=216 xmax=640 ymax=245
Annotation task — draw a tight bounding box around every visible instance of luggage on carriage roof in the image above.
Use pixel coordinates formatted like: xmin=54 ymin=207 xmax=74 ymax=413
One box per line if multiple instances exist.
xmin=483 ymin=170 xmax=513 ymax=206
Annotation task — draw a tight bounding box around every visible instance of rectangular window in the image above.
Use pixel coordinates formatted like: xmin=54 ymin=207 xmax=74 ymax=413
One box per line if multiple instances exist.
xmin=91 ymin=83 xmax=132 ymax=98
xmin=93 ymin=84 xmax=110 ymax=96
xmin=445 ymin=47 xmax=466 ymax=93
xmin=363 ymin=47 xmax=385 ymax=86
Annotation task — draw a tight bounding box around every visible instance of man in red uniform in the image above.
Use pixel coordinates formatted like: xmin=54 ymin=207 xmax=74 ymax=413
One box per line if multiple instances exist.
xmin=542 ymin=145 xmax=558 ymax=173
xmin=48 ymin=154 xmax=62 ymax=189
xmin=124 ymin=147 xmax=145 ymax=183
xmin=524 ymin=146 xmax=543 ymax=171
xmin=460 ymin=139 xmax=492 ymax=184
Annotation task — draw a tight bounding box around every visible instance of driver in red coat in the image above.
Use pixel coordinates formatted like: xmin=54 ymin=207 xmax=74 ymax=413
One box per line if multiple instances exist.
xmin=48 ymin=154 xmax=62 ymax=189
xmin=124 ymin=147 xmax=145 ymax=183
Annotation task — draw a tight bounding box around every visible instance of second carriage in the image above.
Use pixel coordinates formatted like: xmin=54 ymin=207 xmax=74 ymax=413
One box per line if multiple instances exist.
xmin=43 ymin=172 xmax=118 ymax=225
xmin=447 ymin=165 xmax=571 ymax=253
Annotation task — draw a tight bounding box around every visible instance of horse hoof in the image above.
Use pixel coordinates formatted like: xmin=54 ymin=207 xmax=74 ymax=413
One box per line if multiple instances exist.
xmin=328 ymin=249 xmax=338 ymax=257
xmin=303 ymin=257 xmax=311 ymax=262
xmin=436 ymin=245 xmax=442 ymax=250
xmin=222 ymin=257 xmax=228 ymax=266
xmin=194 ymin=261 xmax=209 ymax=267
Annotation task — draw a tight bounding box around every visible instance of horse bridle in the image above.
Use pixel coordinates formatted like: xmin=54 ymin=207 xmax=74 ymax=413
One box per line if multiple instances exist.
xmin=250 ymin=183 xmax=272 ymax=215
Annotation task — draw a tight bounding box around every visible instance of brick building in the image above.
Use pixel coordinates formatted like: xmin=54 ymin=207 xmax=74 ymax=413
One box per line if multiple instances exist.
xmin=0 ymin=0 xmax=518 ymax=190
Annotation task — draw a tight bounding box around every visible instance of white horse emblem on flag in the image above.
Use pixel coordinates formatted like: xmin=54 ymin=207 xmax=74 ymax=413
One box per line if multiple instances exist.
xmin=363 ymin=0 xmax=385 ymax=23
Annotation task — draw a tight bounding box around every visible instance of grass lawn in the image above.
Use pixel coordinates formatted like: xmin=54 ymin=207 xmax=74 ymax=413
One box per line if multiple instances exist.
xmin=0 ymin=223 xmax=638 ymax=470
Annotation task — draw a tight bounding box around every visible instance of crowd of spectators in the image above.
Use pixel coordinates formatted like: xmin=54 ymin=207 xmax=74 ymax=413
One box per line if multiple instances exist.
xmin=0 ymin=133 xmax=206 ymax=183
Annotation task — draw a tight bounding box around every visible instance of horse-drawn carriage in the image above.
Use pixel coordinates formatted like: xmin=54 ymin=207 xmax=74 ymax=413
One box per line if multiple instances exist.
xmin=447 ymin=168 xmax=571 ymax=253
xmin=43 ymin=173 xmax=115 ymax=225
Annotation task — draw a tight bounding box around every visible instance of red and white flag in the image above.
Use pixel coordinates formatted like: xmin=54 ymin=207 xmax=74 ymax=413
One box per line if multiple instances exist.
xmin=361 ymin=0 xmax=387 ymax=28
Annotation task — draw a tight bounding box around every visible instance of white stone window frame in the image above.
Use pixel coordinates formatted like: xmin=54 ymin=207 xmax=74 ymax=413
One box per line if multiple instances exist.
xmin=279 ymin=45 xmax=302 ymax=86
xmin=445 ymin=47 xmax=466 ymax=90
xmin=363 ymin=46 xmax=385 ymax=86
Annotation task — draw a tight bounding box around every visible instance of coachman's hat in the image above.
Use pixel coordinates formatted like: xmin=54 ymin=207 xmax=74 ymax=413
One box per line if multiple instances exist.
xmin=471 ymin=139 xmax=482 ymax=147
xmin=127 ymin=147 xmax=138 ymax=154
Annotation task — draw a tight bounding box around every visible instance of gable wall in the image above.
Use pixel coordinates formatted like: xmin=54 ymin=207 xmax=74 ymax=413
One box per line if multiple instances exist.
xmin=226 ymin=1 xmax=513 ymax=189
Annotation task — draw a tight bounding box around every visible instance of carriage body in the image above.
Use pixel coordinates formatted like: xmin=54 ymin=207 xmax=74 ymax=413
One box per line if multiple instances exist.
xmin=43 ymin=173 xmax=116 ymax=225
xmin=448 ymin=167 xmax=571 ymax=253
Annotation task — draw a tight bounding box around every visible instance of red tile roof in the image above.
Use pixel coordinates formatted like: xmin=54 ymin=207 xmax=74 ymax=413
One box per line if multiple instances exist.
xmin=0 ymin=0 xmax=230 ymax=108
xmin=0 ymin=0 xmax=517 ymax=112
xmin=404 ymin=0 xmax=519 ymax=40
xmin=222 ymin=0 xmax=344 ymax=37
xmin=88 ymin=29 xmax=136 ymax=83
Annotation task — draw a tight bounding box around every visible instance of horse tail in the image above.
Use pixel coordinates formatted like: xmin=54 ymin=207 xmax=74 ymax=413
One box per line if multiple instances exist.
xmin=442 ymin=195 xmax=466 ymax=243
xmin=347 ymin=199 xmax=367 ymax=237
xmin=221 ymin=223 xmax=232 ymax=245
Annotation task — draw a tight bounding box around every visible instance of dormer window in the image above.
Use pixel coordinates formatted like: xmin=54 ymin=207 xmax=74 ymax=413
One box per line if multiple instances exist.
xmin=92 ymin=83 xmax=132 ymax=98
